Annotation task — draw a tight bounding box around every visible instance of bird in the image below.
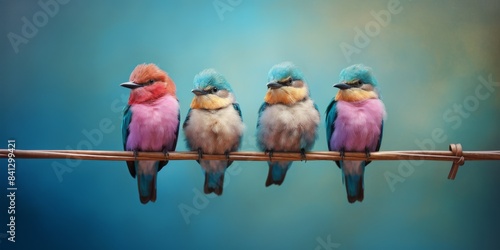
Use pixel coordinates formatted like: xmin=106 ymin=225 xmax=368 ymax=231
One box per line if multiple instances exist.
xmin=121 ymin=63 xmax=180 ymax=204
xmin=325 ymin=64 xmax=386 ymax=203
xmin=183 ymin=69 xmax=244 ymax=195
xmin=256 ymin=62 xmax=320 ymax=187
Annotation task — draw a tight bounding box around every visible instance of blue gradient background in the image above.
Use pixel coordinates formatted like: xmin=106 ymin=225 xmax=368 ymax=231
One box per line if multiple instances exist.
xmin=1 ymin=0 xmax=500 ymax=249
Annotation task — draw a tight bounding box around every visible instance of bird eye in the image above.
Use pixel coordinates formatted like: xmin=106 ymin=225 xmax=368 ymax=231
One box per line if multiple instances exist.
xmin=280 ymin=77 xmax=293 ymax=85
xmin=212 ymin=87 xmax=218 ymax=93
xmin=350 ymin=79 xmax=362 ymax=87
xmin=148 ymin=79 xmax=154 ymax=84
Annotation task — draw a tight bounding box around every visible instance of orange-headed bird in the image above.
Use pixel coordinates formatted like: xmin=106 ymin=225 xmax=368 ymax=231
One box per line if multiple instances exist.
xmin=121 ymin=63 xmax=180 ymax=204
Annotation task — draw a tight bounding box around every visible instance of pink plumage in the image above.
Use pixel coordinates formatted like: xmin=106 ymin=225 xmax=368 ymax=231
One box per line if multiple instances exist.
xmin=126 ymin=95 xmax=180 ymax=152
xmin=121 ymin=63 xmax=180 ymax=204
xmin=329 ymin=99 xmax=385 ymax=152
xmin=326 ymin=63 xmax=386 ymax=203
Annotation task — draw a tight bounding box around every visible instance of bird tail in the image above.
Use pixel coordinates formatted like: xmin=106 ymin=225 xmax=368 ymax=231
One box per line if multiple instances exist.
xmin=204 ymin=171 xmax=225 ymax=196
xmin=266 ymin=161 xmax=292 ymax=187
xmin=136 ymin=160 xmax=159 ymax=204
xmin=341 ymin=161 xmax=365 ymax=203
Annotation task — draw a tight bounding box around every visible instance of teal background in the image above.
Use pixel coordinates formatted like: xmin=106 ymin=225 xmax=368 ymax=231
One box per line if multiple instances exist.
xmin=1 ymin=0 xmax=500 ymax=249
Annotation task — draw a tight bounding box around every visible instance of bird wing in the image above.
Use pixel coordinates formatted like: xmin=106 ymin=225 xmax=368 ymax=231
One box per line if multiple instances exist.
xmin=182 ymin=107 xmax=194 ymax=149
xmin=229 ymin=102 xmax=244 ymax=167
xmin=182 ymin=107 xmax=201 ymax=164
xmin=313 ymin=102 xmax=320 ymax=114
xmin=232 ymin=103 xmax=243 ymax=121
xmin=170 ymin=108 xmax=181 ymax=152
xmin=159 ymin=106 xmax=180 ymax=171
xmin=257 ymin=102 xmax=269 ymax=147
xmin=325 ymin=99 xmax=337 ymax=152
xmin=232 ymin=102 xmax=243 ymax=147
xmin=256 ymin=102 xmax=269 ymax=151
xmin=365 ymin=119 xmax=384 ymax=167
xmin=256 ymin=102 xmax=268 ymax=129
xmin=325 ymin=99 xmax=341 ymax=168
xmin=121 ymin=104 xmax=136 ymax=177
xmin=376 ymin=120 xmax=384 ymax=152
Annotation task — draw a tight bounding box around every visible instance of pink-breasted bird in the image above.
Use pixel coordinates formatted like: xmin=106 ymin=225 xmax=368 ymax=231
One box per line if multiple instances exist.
xmin=121 ymin=63 xmax=180 ymax=204
xmin=325 ymin=64 xmax=386 ymax=203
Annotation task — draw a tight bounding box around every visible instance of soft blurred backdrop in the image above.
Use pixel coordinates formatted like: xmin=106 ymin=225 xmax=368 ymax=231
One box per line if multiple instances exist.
xmin=1 ymin=0 xmax=499 ymax=249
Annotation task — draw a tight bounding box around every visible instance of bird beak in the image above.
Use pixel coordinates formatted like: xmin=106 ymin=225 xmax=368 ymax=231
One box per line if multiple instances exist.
xmin=267 ymin=81 xmax=283 ymax=89
xmin=191 ymin=89 xmax=207 ymax=96
xmin=333 ymin=83 xmax=352 ymax=90
xmin=120 ymin=81 xmax=142 ymax=89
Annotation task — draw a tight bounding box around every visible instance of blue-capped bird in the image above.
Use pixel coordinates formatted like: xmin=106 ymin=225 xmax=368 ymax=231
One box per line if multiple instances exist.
xmin=257 ymin=62 xmax=320 ymax=187
xmin=121 ymin=63 xmax=180 ymax=204
xmin=325 ymin=64 xmax=386 ymax=203
xmin=183 ymin=69 xmax=244 ymax=195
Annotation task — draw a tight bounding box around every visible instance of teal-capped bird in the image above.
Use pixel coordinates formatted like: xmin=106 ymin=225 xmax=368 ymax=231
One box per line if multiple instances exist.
xmin=256 ymin=62 xmax=320 ymax=186
xmin=183 ymin=69 xmax=245 ymax=195
xmin=326 ymin=64 xmax=386 ymax=203
xmin=121 ymin=63 xmax=180 ymax=204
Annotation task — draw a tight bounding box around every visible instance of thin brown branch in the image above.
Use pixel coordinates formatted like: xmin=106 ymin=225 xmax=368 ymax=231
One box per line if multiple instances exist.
xmin=1 ymin=149 xmax=499 ymax=162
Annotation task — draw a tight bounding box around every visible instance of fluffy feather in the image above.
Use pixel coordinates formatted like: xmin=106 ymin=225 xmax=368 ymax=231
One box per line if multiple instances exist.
xmin=257 ymin=99 xmax=319 ymax=151
xmin=126 ymin=95 xmax=180 ymax=152
xmin=338 ymin=64 xmax=379 ymax=87
xmin=184 ymin=105 xmax=244 ymax=162
xmin=183 ymin=69 xmax=244 ymax=195
xmin=329 ymin=99 xmax=385 ymax=152
xmin=326 ymin=63 xmax=385 ymax=203
xmin=121 ymin=63 xmax=180 ymax=204
xmin=257 ymin=62 xmax=320 ymax=187
xmin=127 ymin=63 xmax=176 ymax=104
